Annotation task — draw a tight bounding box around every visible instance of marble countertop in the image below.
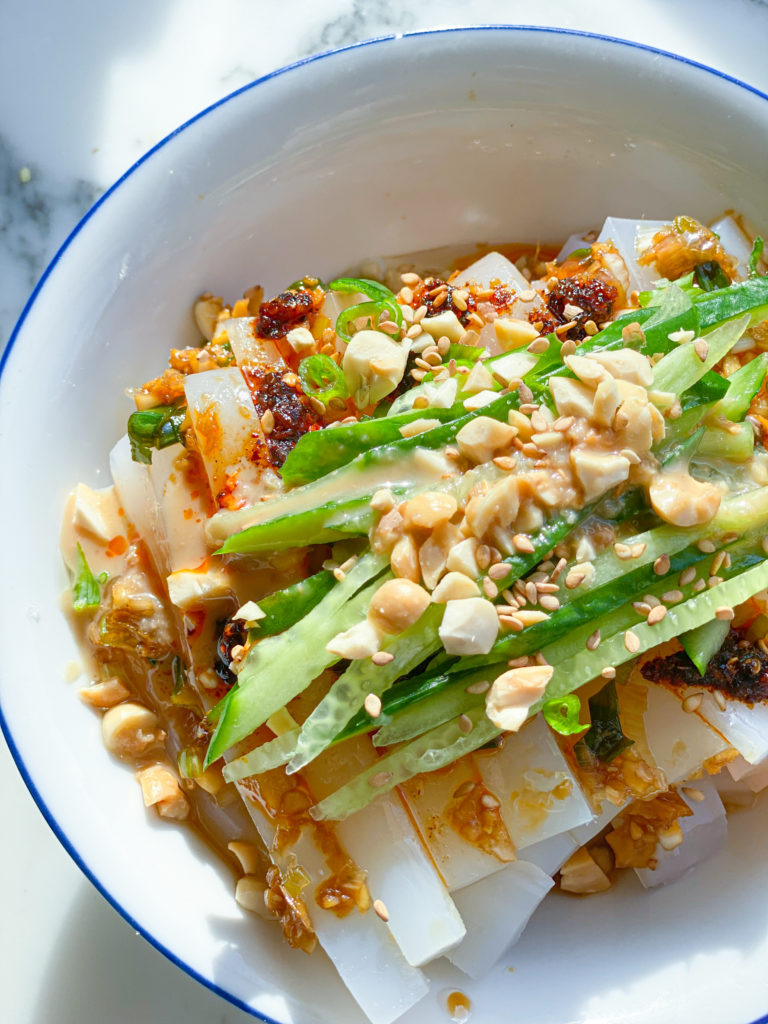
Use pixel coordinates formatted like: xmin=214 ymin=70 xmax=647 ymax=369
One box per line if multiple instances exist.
xmin=2 ymin=2 xmax=768 ymax=1023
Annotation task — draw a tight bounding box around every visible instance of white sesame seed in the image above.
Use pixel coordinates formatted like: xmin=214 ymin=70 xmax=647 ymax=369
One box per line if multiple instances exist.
xmin=647 ymin=605 xmax=667 ymax=625
xmin=633 ymin=601 xmax=652 ymax=616
xmin=513 ymin=534 xmax=535 ymax=554
xmin=682 ymin=786 xmax=705 ymax=802
xmin=713 ymin=689 xmax=728 ymax=711
xmin=364 ymin=693 xmax=383 ymax=718
xmin=661 ymin=589 xmax=683 ymax=604
xmin=692 ymin=578 xmax=706 ymax=592
xmin=539 ymin=594 xmax=560 ymax=611
xmin=601 ymin=666 xmax=616 ymax=679
xmin=260 ymin=408 xmax=275 ymax=434
xmin=400 ymin=272 xmax=421 ymax=286
xmin=458 ymin=714 xmax=474 ymax=734
xmin=466 ymin=680 xmax=490 ymax=695
xmin=373 ymin=899 xmax=390 ymax=922
xmin=679 ymin=566 xmax=696 ymax=586
xmin=483 ymin=577 xmax=499 ymax=599
xmin=551 ymin=557 xmax=567 ymax=581
xmin=715 ymin=605 xmax=735 ymax=621
xmin=694 ymin=338 xmax=709 ymax=362
xmin=372 ymin=651 xmax=395 ymax=666
xmin=370 ymin=771 xmax=393 ymax=788
xmin=653 ymin=554 xmax=671 ymax=575
xmin=489 ymin=562 xmax=512 ymax=581
xmin=711 ymin=551 xmax=726 ymax=576
xmin=697 ymin=539 xmax=716 ymax=553
xmin=682 ymin=693 xmax=703 ymax=713
xmin=624 ymin=630 xmax=641 ymax=653
xmin=586 ymin=629 xmax=601 ymax=651
xmin=480 ymin=792 xmax=500 ymax=808
xmin=564 ymin=572 xmax=586 ymax=590
xmin=708 ymin=575 xmax=724 ymax=589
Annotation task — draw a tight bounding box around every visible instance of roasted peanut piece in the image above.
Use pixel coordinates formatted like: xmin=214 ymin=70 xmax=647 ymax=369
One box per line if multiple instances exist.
xmin=649 ymin=473 xmax=722 ymax=527
xmin=485 ymin=664 xmax=553 ymax=732
xmin=101 ymin=702 xmax=165 ymax=760
xmin=326 ymin=619 xmax=382 ymax=659
xmin=368 ymin=578 xmax=431 ymax=634
xmin=400 ymin=492 xmax=458 ymax=531
xmin=456 ymin=416 xmax=518 ymax=464
xmin=438 ymin=597 xmax=500 ymax=655
xmin=136 ymin=764 xmax=189 ymax=820
xmin=79 ymin=676 xmax=131 ymax=709
xmin=431 ymin=571 xmax=482 ymax=603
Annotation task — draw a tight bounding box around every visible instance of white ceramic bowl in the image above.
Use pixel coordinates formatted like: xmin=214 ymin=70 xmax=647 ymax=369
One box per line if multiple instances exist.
xmin=3 ymin=26 xmax=768 ymax=1024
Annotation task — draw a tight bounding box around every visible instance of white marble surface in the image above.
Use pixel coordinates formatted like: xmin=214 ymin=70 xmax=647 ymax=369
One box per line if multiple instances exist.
xmin=2 ymin=3 xmax=768 ymax=1023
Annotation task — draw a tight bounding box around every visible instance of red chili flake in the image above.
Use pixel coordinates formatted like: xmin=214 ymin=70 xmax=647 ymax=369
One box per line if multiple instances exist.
xmin=241 ymin=368 xmax=320 ymax=468
xmin=641 ymin=629 xmax=768 ymax=705
xmin=257 ymin=288 xmax=322 ymax=340
xmin=533 ymin=273 xmax=617 ymax=341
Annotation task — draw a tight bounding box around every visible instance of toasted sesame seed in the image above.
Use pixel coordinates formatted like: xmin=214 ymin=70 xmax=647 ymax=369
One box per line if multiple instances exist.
xmin=476 ymin=544 xmax=491 ymax=570
xmin=379 ymin=320 xmax=400 ymax=335
xmin=260 ymin=408 xmax=275 ymax=434
xmin=586 ymin=629 xmax=601 ymax=651
xmin=551 ymin=557 xmax=567 ymax=581
xmin=400 ymin=272 xmax=421 ymax=286
xmin=713 ymin=689 xmax=727 ymax=711
xmin=624 ymin=630 xmax=641 ymax=653
xmin=528 ymin=337 xmax=550 ymax=354
xmin=414 ymin=304 xmax=428 ymax=322
xmin=454 ymin=780 xmax=476 ymax=798
xmin=661 ymin=589 xmax=683 ymax=604
xmin=513 ymin=534 xmax=535 ymax=554
xmin=653 ymin=554 xmax=670 ymax=575
xmin=536 ymin=582 xmax=559 ymax=594
xmin=601 ymin=666 xmax=616 ymax=679
xmin=483 ymin=577 xmax=499 ymax=599
xmin=647 ymin=605 xmax=667 ymax=625
xmin=614 ymin=542 xmax=633 ymax=560
xmin=518 ymin=288 xmax=537 ymax=302
xmin=643 ymin=593 xmax=661 ymax=607
xmin=423 ymin=350 xmax=443 ymax=366
xmin=309 ymin=395 xmax=327 ymax=415
xmin=679 ymin=566 xmax=696 ymax=586
xmin=524 ymin=581 xmax=538 ymax=605
xmin=458 ymin=714 xmax=474 ymax=734
xmin=410 ymin=368 xmax=426 ymax=381
xmin=489 ymin=562 xmax=512 ymax=581
xmin=584 ymin=320 xmax=598 ymax=336
xmin=444 ymin=445 xmax=460 ymax=459
xmin=437 ymin=336 xmax=451 ymax=356
xmin=697 ymin=539 xmax=716 ymax=553
xmin=715 ymin=605 xmax=735 ymax=621
xmin=682 ymin=693 xmax=703 ymax=713
xmin=332 ymin=567 xmax=346 ymax=582
xmin=501 ymin=615 xmax=524 ymax=632
xmin=406 ymin=323 xmax=424 ymax=340
xmin=711 ymin=551 xmax=726 ymax=576
xmin=447 ymin=358 xmax=458 ymax=376
xmin=370 ymin=771 xmax=393 ymax=788
xmin=555 ymin=320 xmax=577 ymax=335
xmin=414 ymin=356 xmax=432 ymax=371
xmin=453 ymin=294 xmax=468 ymax=312
xmin=373 ymin=898 xmax=390 ymax=922
xmin=564 ymin=572 xmax=586 ymax=590
xmin=692 ymin=578 xmax=706 ymax=592
xmin=372 ymin=651 xmax=395 ymax=666
xmin=559 ymin=338 xmax=577 ymax=358
xmin=466 ymin=680 xmax=491 ymax=695
xmin=530 ymin=410 xmax=548 ymax=433
xmin=553 ymin=415 xmax=575 ymax=432
xmin=539 ymin=594 xmax=560 ymax=611
xmin=682 ymin=786 xmax=705 ymax=802
xmin=518 ymin=382 xmax=534 ymax=404
xmin=633 ymin=601 xmax=652 ymax=616
xmin=364 ymin=693 xmax=383 ymax=718
xmin=694 ymin=338 xmax=709 ymax=362
xmin=708 ymin=575 xmax=724 ymax=588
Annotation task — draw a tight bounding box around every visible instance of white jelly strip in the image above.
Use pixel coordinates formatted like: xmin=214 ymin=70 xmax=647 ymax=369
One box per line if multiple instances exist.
xmin=446 ymin=860 xmax=553 ymax=978
xmin=635 ymin=777 xmax=727 ymax=889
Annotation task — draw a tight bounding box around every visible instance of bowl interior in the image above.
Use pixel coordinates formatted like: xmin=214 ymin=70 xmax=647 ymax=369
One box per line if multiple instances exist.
xmin=2 ymin=27 xmax=768 ymax=1024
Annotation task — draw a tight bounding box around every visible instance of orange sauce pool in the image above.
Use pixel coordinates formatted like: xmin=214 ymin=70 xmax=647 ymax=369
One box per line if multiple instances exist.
xmin=446 ymin=990 xmax=472 ymax=1021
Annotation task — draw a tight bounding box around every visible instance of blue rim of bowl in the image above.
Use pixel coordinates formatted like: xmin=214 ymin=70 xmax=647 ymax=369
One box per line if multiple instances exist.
xmin=2 ymin=23 xmax=768 ymax=1024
